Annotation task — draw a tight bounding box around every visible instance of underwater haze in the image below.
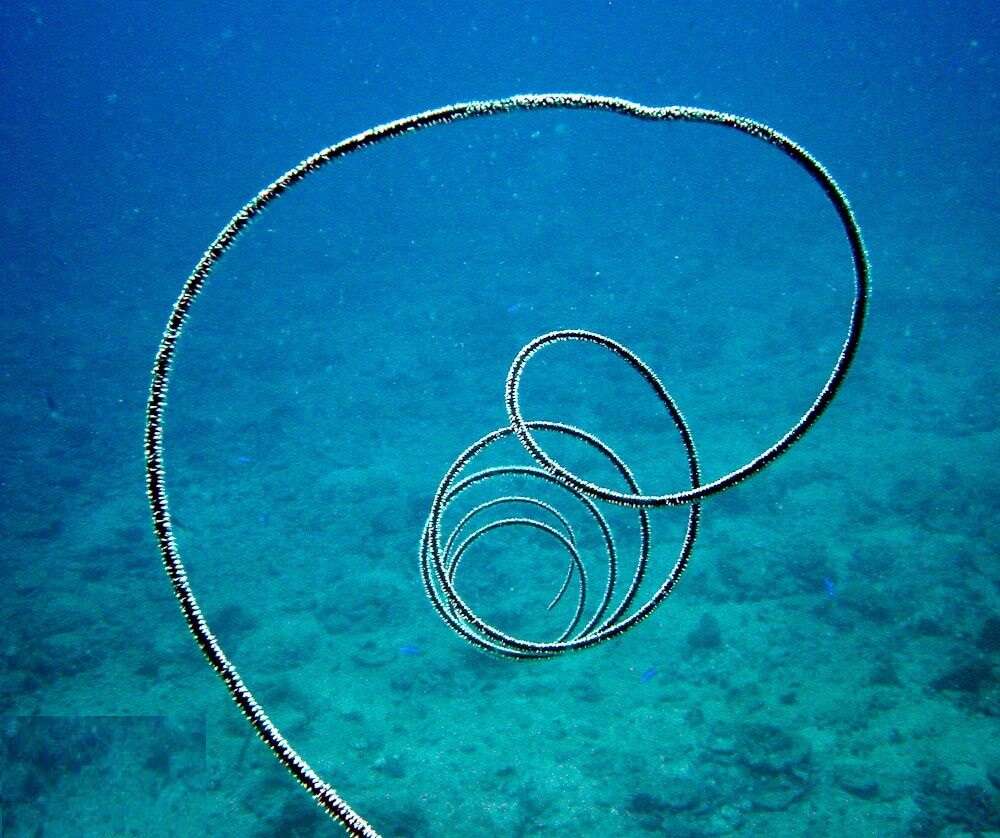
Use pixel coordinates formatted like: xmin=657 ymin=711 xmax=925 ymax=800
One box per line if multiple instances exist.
xmin=1 ymin=1 xmax=998 ymax=836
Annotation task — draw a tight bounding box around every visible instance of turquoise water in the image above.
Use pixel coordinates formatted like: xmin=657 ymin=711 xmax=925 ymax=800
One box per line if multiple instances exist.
xmin=1 ymin=3 xmax=997 ymax=836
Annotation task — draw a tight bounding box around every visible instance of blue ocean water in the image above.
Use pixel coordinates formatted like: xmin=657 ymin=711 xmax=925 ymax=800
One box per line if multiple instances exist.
xmin=1 ymin=2 xmax=997 ymax=836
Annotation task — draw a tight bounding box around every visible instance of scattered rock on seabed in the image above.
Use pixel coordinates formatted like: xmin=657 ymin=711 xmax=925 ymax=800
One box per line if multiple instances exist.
xmin=833 ymin=762 xmax=880 ymax=800
xmin=910 ymin=764 xmax=1000 ymax=835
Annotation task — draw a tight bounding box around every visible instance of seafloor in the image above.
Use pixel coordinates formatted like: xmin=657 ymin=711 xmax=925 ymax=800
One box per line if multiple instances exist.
xmin=1 ymin=110 xmax=997 ymax=837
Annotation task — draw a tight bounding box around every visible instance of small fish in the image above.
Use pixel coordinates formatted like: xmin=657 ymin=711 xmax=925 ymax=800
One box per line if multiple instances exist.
xmin=399 ymin=644 xmax=421 ymax=657
xmin=44 ymin=392 xmax=58 ymax=414
xmin=640 ymin=666 xmax=657 ymax=684
xmin=235 ymin=455 xmax=253 ymax=465
xmin=823 ymin=577 xmax=837 ymax=598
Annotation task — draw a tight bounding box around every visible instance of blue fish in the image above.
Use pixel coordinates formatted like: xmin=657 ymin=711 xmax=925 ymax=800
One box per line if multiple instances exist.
xmin=640 ymin=666 xmax=657 ymax=684
xmin=823 ymin=577 xmax=837 ymax=598
xmin=399 ymin=644 xmax=421 ymax=657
